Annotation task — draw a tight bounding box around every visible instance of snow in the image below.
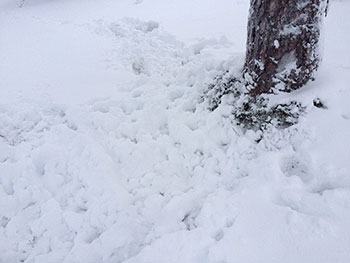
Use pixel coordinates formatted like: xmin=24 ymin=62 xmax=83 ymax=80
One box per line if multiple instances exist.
xmin=1 ymin=0 xmax=350 ymax=262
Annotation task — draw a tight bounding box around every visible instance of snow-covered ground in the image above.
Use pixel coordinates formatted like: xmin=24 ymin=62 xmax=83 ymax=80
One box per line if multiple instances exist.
xmin=1 ymin=0 xmax=350 ymax=262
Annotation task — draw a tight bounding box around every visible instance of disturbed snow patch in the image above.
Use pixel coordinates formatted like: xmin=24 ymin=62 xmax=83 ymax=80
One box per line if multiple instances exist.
xmin=1 ymin=14 xmax=350 ymax=263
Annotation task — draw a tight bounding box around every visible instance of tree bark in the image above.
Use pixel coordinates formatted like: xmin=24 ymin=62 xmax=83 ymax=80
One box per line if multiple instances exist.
xmin=244 ymin=0 xmax=327 ymax=96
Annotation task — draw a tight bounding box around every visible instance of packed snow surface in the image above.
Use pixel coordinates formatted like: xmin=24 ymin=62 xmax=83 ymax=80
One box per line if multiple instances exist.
xmin=1 ymin=0 xmax=350 ymax=262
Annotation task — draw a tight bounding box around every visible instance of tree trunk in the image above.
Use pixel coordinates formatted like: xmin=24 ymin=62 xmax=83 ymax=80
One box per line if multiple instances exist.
xmin=244 ymin=0 xmax=328 ymax=96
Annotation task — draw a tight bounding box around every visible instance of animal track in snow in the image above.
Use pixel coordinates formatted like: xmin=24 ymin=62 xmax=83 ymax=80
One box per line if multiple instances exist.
xmin=279 ymin=153 xmax=313 ymax=183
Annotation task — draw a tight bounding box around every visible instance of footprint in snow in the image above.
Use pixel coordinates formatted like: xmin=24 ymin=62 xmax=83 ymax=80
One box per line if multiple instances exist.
xmin=341 ymin=114 xmax=350 ymax=120
xmin=279 ymin=154 xmax=313 ymax=183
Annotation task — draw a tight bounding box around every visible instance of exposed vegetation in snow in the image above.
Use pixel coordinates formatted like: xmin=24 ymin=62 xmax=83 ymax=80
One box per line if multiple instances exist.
xmin=0 ymin=0 xmax=350 ymax=262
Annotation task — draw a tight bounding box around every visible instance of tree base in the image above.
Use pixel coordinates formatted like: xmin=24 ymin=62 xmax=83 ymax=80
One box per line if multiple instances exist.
xmin=205 ymin=72 xmax=305 ymax=131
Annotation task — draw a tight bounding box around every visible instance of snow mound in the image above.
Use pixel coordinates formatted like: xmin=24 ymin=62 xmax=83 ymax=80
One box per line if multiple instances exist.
xmin=1 ymin=0 xmax=350 ymax=262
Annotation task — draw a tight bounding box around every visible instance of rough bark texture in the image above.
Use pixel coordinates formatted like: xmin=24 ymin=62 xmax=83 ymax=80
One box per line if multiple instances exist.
xmin=244 ymin=0 xmax=327 ymax=96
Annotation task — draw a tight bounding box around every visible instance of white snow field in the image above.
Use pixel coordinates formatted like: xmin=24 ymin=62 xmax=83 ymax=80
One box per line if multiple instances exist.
xmin=1 ymin=0 xmax=350 ymax=262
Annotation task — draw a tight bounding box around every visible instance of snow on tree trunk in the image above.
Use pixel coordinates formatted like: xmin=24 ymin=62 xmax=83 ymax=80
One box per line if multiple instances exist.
xmin=244 ymin=0 xmax=328 ymax=96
